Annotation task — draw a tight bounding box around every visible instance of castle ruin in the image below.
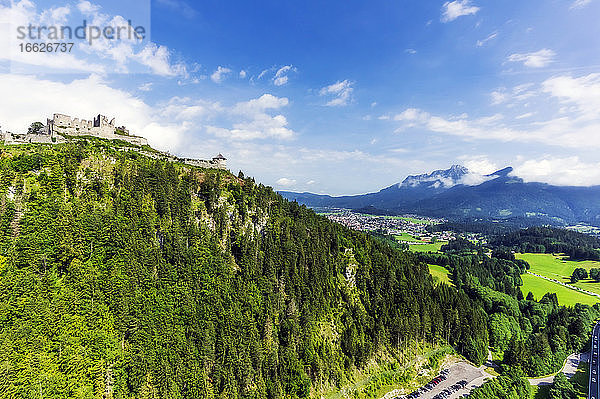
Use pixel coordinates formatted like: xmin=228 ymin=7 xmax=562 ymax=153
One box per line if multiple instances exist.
xmin=47 ymin=113 xmax=148 ymax=146
xmin=1 ymin=113 xmax=227 ymax=170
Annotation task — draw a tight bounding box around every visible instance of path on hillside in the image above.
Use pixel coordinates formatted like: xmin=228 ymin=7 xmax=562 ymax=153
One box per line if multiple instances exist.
xmin=527 ymin=352 xmax=589 ymax=386
xmin=527 ymin=271 xmax=600 ymax=299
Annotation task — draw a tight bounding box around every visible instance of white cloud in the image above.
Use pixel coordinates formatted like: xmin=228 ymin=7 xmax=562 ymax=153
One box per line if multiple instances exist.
xmin=476 ymin=32 xmax=498 ymax=47
xmin=206 ymin=94 xmax=294 ymax=141
xmin=449 ymin=156 xmax=499 ymax=185
xmin=273 ymin=65 xmax=295 ymax=86
xmin=570 ymin=0 xmax=593 ymax=9
xmin=388 ymin=73 xmax=600 ymax=150
xmin=138 ymin=82 xmax=153 ymax=91
xmin=0 ymin=73 xmax=302 ymax=168
xmin=134 ymin=43 xmax=187 ymax=76
xmin=392 ymin=109 xmax=528 ymax=143
xmin=0 ymin=0 xmax=187 ymax=77
xmin=507 ymin=49 xmax=556 ymax=68
xmin=462 ymin=157 xmax=498 ymax=175
xmin=257 ymin=69 xmax=269 ymax=80
xmin=490 ymin=89 xmax=508 ymax=105
xmin=0 ymin=1 xmax=104 ymax=72
xmin=158 ymin=96 xmax=223 ymax=121
xmin=273 ymin=76 xmax=287 ymax=86
xmin=513 ymin=157 xmax=600 ymax=186
xmin=232 ymin=93 xmax=289 ymax=115
xmin=239 ymin=70 xmax=247 ymax=78
xmin=393 ymin=108 xmax=431 ymax=128
xmin=441 ymin=0 xmax=480 ymax=22
xmin=194 ymin=141 xmax=429 ymax=196
xmin=207 ymin=115 xmax=294 ymax=141
xmin=512 ymin=83 xmax=536 ymax=100
xmin=515 ymin=112 xmax=534 ymax=119
xmin=319 ymin=80 xmax=354 ymax=106
xmin=0 ymin=73 xmax=184 ymax=151
xmin=490 ymin=84 xmax=536 ymax=106
xmin=276 ymin=177 xmax=296 ymax=187
xmin=76 ymin=0 xmax=100 ymax=15
xmin=541 ymin=73 xmax=600 ymax=119
xmin=211 ymin=66 xmax=232 ymax=83
xmin=405 ymin=48 xmax=417 ymax=54
xmin=40 ymin=4 xmax=70 ymax=24
xmin=459 ymin=173 xmax=491 ymax=186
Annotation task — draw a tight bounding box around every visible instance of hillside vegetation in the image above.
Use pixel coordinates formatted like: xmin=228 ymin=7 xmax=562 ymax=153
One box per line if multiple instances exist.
xmin=418 ymin=249 xmax=599 ymax=377
xmin=491 ymin=226 xmax=600 ymax=261
xmin=0 ymin=141 xmax=489 ymax=399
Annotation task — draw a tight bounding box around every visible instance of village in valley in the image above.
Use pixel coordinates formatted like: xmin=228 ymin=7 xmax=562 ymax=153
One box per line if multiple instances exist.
xmin=320 ymin=209 xmax=456 ymax=247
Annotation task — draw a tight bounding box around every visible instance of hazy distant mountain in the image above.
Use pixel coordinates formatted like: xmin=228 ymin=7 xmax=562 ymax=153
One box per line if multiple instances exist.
xmin=400 ymin=164 xmax=469 ymax=189
xmin=279 ymin=165 xmax=600 ymax=226
xmin=281 ymin=165 xmax=471 ymax=210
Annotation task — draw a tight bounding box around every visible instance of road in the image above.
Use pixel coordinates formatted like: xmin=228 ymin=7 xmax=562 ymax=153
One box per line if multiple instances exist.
xmin=590 ymin=322 xmax=600 ymax=399
xmin=529 ymin=352 xmax=589 ymax=386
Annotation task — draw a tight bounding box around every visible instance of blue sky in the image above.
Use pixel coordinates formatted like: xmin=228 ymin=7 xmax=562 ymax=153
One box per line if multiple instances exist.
xmin=1 ymin=0 xmax=600 ymax=194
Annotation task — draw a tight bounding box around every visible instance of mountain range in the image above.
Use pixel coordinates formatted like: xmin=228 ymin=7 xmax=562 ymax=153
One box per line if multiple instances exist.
xmin=280 ymin=165 xmax=600 ymax=226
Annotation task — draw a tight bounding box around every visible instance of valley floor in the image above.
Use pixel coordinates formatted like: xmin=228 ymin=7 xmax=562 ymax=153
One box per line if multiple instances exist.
xmin=518 ymin=253 xmax=600 ymax=306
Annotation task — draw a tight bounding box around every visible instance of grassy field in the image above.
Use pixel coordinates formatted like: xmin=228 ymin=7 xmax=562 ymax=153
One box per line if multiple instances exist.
xmin=409 ymin=242 xmax=446 ymax=253
xmin=428 ymin=265 xmax=453 ymax=286
xmin=517 ymin=253 xmax=600 ymax=296
xmin=393 ymin=233 xmax=446 ymax=253
xmin=517 ymin=253 xmax=600 ymax=280
xmin=521 ymin=273 xmax=599 ymax=306
xmin=395 ymin=233 xmax=421 ymax=242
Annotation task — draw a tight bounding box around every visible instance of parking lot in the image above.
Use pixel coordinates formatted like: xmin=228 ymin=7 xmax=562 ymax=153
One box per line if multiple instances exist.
xmin=395 ymin=361 xmax=491 ymax=399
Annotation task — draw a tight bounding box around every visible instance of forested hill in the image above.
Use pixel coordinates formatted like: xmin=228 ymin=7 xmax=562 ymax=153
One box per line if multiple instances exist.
xmin=0 ymin=140 xmax=488 ymax=398
xmin=490 ymin=226 xmax=600 ymax=260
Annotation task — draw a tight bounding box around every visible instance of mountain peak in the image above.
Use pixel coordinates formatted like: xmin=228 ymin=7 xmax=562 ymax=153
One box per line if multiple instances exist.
xmin=449 ymin=164 xmax=469 ymax=174
xmin=400 ymin=165 xmax=469 ymax=189
xmin=487 ymin=166 xmax=513 ymax=177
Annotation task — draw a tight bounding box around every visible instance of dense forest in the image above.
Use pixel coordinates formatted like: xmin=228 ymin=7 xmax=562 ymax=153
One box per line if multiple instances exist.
xmin=418 ymin=246 xmax=598 ymax=378
xmin=468 ymin=371 xmax=531 ymax=399
xmin=1 ymin=140 xmax=598 ymax=398
xmin=0 ymin=141 xmax=492 ymax=398
xmin=489 ymin=226 xmax=600 ymax=260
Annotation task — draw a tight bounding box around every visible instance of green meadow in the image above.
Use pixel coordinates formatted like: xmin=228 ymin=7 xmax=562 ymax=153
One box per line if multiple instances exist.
xmin=395 ymin=233 xmax=421 ymax=242
xmin=517 ymin=253 xmax=600 ymax=296
xmin=428 ymin=264 xmax=453 ymax=286
xmin=409 ymin=242 xmax=446 ymax=253
xmin=393 ymin=233 xmax=446 ymax=252
xmin=521 ymin=273 xmax=599 ymax=306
